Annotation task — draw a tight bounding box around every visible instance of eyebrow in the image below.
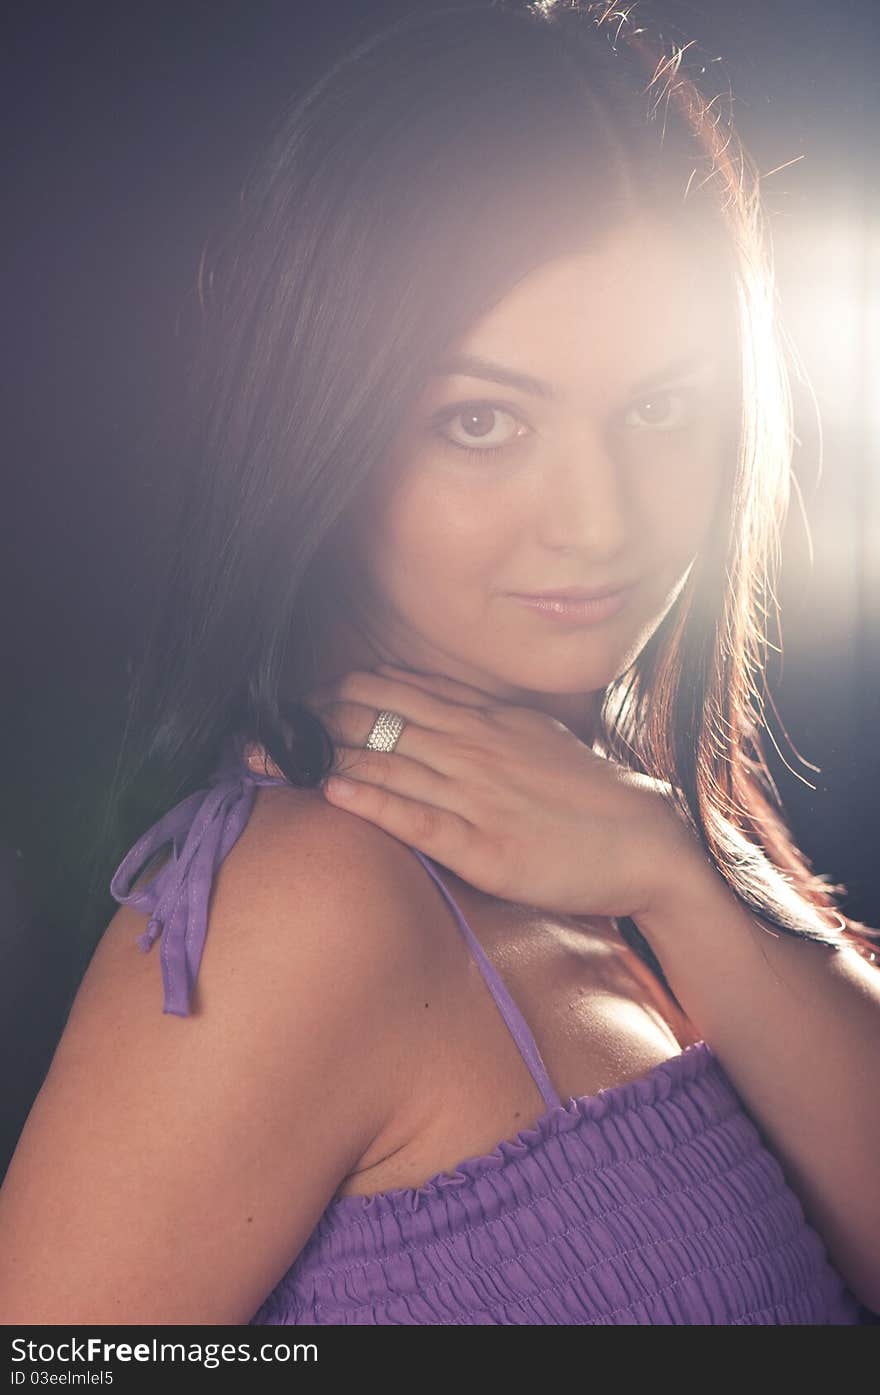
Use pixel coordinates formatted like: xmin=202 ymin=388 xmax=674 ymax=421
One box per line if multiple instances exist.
xmin=432 ymin=351 xmax=714 ymax=400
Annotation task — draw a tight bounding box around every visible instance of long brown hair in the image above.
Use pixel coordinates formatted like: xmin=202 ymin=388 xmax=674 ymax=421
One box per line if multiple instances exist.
xmin=89 ymin=0 xmax=879 ymax=972
xmin=585 ymin=2 xmax=879 ymax=961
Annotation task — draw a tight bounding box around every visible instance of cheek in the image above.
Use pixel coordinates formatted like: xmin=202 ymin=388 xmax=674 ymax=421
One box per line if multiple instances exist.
xmin=366 ymin=474 xmax=516 ymax=594
xmin=641 ymin=441 xmax=725 ymax=555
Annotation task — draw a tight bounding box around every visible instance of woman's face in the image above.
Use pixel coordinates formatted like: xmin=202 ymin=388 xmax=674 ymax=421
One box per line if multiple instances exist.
xmin=332 ymin=218 xmax=734 ymax=743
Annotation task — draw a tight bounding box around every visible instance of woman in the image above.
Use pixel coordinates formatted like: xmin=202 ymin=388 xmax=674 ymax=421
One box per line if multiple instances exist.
xmin=1 ymin=0 xmax=878 ymax=1325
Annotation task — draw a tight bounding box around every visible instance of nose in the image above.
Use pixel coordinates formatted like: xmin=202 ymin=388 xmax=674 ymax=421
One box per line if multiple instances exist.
xmin=533 ymin=425 xmax=632 ymax=557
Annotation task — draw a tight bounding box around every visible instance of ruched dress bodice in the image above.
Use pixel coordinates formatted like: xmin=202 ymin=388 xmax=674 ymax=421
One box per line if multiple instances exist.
xmin=109 ymin=756 xmax=864 ymax=1324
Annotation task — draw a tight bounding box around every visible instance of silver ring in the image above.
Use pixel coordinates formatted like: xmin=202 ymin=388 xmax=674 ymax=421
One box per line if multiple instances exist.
xmin=364 ymin=709 xmax=406 ymax=753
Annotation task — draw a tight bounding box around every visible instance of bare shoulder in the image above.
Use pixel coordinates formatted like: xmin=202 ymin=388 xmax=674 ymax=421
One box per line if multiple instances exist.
xmin=219 ymin=781 xmax=451 ymax=1002
xmin=116 ymin=778 xmax=443 ymax=1013
xmin=233 ymin=778 xmax=440 ymax=925
xmin=0 ymin=782 xmax=442 ymax=1324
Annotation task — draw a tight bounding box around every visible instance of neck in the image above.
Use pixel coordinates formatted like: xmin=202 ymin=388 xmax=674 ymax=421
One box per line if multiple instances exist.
xmin=282 ymin=587 xmax=602 ymax=749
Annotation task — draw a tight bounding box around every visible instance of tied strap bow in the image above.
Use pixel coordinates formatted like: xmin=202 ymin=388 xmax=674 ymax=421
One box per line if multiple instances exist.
xmin=109 ymin=762 xmax=287 ymax=1016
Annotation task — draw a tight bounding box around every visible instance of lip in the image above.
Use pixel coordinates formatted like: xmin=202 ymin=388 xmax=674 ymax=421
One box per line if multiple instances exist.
xmin=508 ymin=581 xmax=635 ymax=625
xmin=510 ymin=582 xmax=635 ymax=601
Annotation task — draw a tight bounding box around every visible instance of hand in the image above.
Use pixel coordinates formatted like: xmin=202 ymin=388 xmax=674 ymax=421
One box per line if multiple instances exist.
xmin=261 ymin=661 xmax=700 ymax=921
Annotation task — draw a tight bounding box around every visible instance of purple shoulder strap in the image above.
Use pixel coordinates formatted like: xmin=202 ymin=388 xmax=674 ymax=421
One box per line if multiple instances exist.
xmin=409 ymin=849 xmax=563 ymax=1112
xmin=109 ymin=759 xmax=287 ymax=1017
xmin=110 ymin=750 xmax=564 ymax=1110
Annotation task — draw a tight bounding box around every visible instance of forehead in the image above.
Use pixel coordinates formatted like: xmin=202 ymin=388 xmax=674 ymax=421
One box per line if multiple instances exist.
xmin=447 ymin=219 xmax=727 ymax=395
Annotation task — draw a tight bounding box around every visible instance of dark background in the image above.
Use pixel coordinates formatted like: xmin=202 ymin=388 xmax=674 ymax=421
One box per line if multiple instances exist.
xmin=1 ymin=0 xmax=878 ymax=1218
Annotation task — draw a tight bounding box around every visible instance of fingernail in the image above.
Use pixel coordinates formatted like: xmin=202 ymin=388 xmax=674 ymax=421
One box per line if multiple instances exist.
xmin=324 ymin=776 xmax=355 ymax=800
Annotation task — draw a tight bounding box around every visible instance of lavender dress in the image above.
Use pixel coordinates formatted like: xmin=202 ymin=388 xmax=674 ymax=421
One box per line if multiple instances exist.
xmin=109 ymin=754 xmax=864 ymax=1324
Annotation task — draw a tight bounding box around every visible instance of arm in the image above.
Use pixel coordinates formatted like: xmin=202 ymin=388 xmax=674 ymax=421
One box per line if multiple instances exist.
xmin=633 ymin=824 xmax=880 ymax=1313
xmin=0 ymin=786 xmax=430 ymax=1324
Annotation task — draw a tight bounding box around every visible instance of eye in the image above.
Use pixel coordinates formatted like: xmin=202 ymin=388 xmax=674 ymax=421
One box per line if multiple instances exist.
xmin=620 ymin=387 xmax=701 ymax=433
xmin=431 ymin=400 xmax=531 ymax=456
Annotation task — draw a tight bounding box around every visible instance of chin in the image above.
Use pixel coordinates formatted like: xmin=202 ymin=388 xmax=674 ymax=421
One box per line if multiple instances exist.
xmin=494 ymin=658 xmax=620 ymax=696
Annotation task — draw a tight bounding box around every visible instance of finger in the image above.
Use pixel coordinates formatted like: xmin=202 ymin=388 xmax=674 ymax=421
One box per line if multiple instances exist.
xmin=329 ymin=669 xmax=493 ymax=737
xmin=308 ymin=697 xmax=426 ymax=761
xmin=375 ymin=662 xmax=498 ymax=708
xmin=315 ymin=698 xmax=499 ymax=785
xmin=321 ymin=768 xmax=477 ymax=870
xmin=329 ymin=742 xmax=458 ymax=812
xmin=373 ymin=664 xmax=569 ymax=745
